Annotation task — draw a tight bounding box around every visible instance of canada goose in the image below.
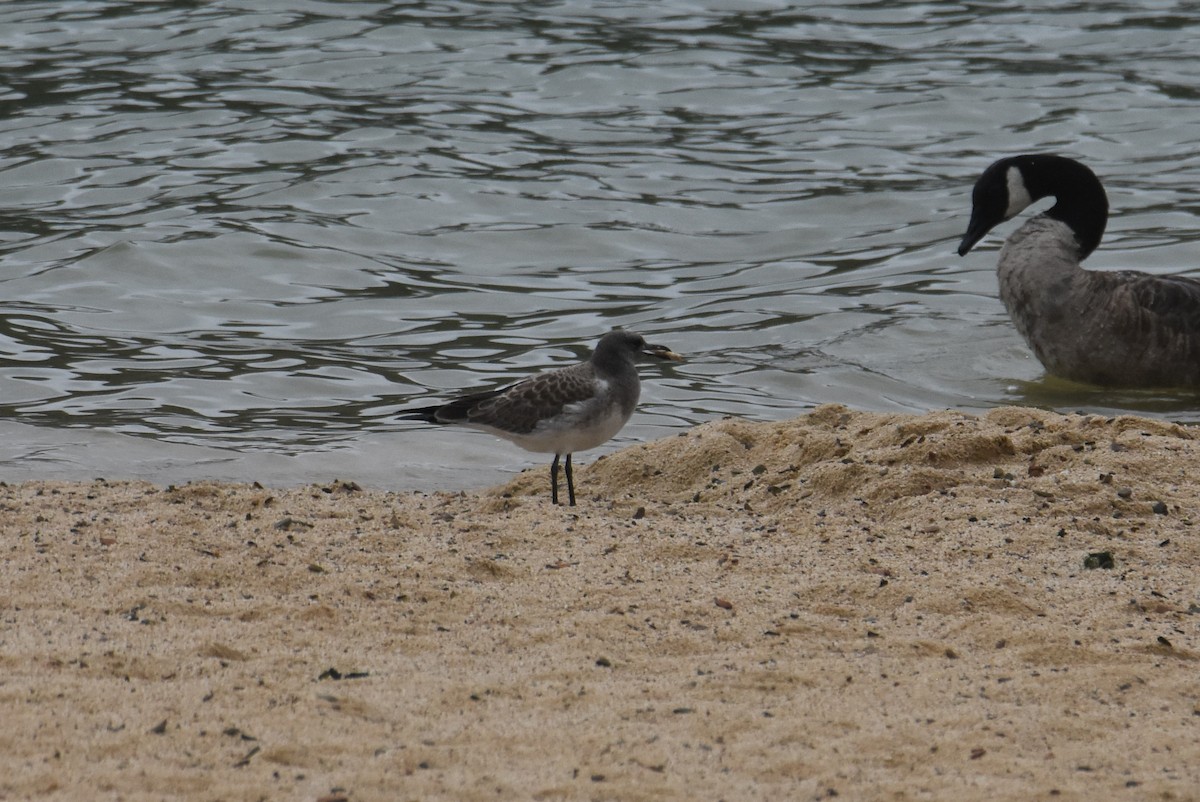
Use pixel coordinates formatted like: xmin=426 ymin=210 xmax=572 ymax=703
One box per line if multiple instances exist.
xmin=402 ymin=329 xmax=683 ymax=505
xmin=958 ymin=153 xmax=1200 ymax=388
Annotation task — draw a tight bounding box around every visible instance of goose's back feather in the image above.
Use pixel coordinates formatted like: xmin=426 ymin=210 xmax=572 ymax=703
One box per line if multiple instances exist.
xmin=1112 ymin=271 xmax=1200 ymax=333
xmin=1087 ymin=270 xmax=1200 ymax=385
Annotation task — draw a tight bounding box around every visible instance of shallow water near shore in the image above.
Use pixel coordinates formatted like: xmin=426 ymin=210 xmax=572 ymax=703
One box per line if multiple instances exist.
xmin=3 ymin=2 xmax=1200 ymax=489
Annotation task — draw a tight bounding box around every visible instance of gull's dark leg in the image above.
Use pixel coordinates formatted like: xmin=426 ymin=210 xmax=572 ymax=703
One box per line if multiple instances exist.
xmin=565 ymin=453 xmax=576 ymax=506
xmin=550 ymin=454 xmax=561 ymax=505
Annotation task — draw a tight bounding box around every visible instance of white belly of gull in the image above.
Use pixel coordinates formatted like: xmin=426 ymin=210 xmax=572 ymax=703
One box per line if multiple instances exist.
xmin=517 ymin=401 xmax=629 ymax=455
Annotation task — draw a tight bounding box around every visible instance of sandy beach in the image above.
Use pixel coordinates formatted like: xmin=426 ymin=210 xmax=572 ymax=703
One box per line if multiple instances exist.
xmin=4 ymin=403 xmax=1200 ymax=801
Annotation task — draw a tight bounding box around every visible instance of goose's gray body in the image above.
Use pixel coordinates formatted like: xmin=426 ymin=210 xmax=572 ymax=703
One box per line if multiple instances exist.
xmin=959 ymin=154 xmax=1200 ymax=388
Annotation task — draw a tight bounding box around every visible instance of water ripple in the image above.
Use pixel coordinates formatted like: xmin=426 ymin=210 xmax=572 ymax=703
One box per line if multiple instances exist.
xmin=3 ymin=0 xmax=1200 ymax=486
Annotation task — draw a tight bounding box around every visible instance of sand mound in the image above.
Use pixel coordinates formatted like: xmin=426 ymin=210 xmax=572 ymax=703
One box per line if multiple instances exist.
xmin=501 ymin=404 xmax=1194 ymax=522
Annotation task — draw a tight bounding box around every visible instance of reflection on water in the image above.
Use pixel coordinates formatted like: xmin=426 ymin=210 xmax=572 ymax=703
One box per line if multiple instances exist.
xmin=2 ymin=1 xmax=1200 ymax=488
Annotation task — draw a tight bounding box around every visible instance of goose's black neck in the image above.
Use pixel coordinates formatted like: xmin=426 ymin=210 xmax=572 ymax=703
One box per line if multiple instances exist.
xmin=1016 ymin=154 xmax=1109 ymax=259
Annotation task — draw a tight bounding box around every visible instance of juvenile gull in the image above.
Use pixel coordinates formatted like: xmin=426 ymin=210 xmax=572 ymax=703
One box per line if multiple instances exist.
xmin=401 ymin=329 xmax=683 ymax=505
xmin=958 ymin=153 xmax=1200 ymax=388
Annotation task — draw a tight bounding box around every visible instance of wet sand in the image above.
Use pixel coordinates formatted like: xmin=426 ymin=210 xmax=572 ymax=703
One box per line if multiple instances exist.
xmin=4 ymin=404 xmax=1200 ymax=801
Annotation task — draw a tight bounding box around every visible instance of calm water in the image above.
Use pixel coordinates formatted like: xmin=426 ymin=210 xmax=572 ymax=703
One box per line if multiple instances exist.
xmin=3 ymin=1 xmax=1200 ymax=490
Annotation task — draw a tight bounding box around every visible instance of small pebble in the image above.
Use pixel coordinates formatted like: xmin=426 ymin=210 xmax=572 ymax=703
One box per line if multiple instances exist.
xmin=1083 ymin=551 xmax=1115 ymax=570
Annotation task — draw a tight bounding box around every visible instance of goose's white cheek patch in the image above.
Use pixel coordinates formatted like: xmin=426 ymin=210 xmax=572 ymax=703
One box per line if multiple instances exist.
xmin=1005 ymin=165 xmax=1033 ymax=219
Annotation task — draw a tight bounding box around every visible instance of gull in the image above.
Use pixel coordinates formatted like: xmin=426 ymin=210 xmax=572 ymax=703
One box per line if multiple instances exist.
xmin=402 ymin=329 xmax=683 ymax=505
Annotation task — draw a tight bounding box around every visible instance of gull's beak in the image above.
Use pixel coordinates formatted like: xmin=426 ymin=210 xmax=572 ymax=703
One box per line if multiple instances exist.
xmin=644 ymin=343 xmax=684 ymax=362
